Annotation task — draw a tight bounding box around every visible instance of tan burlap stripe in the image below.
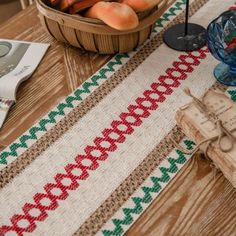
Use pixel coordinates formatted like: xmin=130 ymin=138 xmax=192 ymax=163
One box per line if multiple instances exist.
xmin=0 ymin=31 xmax=172 ymax=189
xmin=73 ymin=126 xmax=184 ymax=236
xmin=0 ymin=0 xmax=186 ymax=188
xmin=0 ymin=20 xmax=166 ymax=188
xmin=72 ymin=0 xmax=219 ymax=234
xmin=74 ymin=80 xmax=227 ymax=236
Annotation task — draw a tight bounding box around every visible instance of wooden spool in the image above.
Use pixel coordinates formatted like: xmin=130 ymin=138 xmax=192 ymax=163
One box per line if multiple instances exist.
xmin=36 ymin=0 xmax=173 ymax=54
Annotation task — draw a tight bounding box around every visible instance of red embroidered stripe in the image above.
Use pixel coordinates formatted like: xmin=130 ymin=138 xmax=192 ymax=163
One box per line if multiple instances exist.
xmin=0 ymin=48 xmax=209 ymax=235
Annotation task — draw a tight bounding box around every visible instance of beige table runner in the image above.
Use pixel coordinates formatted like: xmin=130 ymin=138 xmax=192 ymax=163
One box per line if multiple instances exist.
xmin=0 ymin=0 xmax=236 ymax=235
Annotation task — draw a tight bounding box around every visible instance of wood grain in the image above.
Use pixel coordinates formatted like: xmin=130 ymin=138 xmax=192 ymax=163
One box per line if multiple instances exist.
xmin=0 ymin=5 xmax=110 ymax=147
xmin=20 ymin=0 xmax=34 ymax=9
xmin=0 ymin=4 xmax=236 ymax=236
xmin=127 ymin=154 xmax=236 ymax=236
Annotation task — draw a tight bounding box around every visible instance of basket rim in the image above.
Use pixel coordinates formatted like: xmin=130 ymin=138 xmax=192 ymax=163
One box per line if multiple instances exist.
xmin=36 ymin=0 xmax=170 ymax=35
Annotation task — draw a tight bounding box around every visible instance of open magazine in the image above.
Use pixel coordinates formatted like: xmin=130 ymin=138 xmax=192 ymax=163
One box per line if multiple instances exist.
xmin=0 ymin=39 xmax=49 ymax=128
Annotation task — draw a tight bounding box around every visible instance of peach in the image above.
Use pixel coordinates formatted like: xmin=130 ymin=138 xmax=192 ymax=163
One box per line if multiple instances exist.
xmin=119 ymin=0 xmax=161 ymax=12
xmin=85 ymin=2 xmax=139 ymax=31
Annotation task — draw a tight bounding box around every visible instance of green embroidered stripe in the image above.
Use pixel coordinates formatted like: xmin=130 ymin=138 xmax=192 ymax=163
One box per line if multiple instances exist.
xmin=102 ymin=140 xmax=195 ymax=236
xmin=0 ymin=53 xmax=128 ymax=165
xmin=228 ymin=90 xmax=236 ymax=102
xmin=0 ymin=0 xmax=187 ymax=165
xmin=153 ymin=0 xmax=186 ymax=31
xmin=101 ymin=89 xmax=236 ymax=236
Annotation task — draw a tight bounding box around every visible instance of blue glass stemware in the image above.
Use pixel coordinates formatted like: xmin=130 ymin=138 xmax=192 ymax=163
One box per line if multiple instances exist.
xmin=207 ymin=10 xmax=236 ymax=86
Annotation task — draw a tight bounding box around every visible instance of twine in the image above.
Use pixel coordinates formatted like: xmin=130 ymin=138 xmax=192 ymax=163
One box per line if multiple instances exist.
xmin=173 ymin=88 xmax=236 ymax=168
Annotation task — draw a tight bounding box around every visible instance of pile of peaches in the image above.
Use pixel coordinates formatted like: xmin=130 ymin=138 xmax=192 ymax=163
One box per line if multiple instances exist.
xmin=47 ymin=0 xmax=161 ymax=30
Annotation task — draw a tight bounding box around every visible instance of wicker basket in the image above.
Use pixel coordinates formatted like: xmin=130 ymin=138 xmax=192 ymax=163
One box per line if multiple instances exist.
xmin=36 ymin=0 xmax=172 ymax=54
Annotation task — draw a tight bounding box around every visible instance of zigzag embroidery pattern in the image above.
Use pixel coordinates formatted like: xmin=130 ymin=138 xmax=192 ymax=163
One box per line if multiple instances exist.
xmin=102 ymin=140 xmax=195 ymax=236
xmin=0 ymin=0 xmax=187 ymax=166
xmin=102 ymin=89 xmax=236 ymax=236
xmin=0 ymin=53 xmax=129 ymax=165
xmin=228 ymin=90 xmax=236 ymax=102
xmin=153 ymin=0 xmax=186 ymax=30
xmin=0 ymin=46 xmax=209 ymax=235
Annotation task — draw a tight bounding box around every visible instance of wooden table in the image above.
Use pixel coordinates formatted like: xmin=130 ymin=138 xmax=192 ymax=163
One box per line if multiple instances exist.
xmin=0 ymin=5 xmax=235 ymax=236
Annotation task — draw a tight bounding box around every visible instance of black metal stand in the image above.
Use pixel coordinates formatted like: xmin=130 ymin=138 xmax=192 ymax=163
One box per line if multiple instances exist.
xmin=163 ymin=0 xmax=206 ymax=51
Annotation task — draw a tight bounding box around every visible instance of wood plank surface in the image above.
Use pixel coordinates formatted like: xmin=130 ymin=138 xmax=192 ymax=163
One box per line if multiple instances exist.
xmin=0 ymin=5 xmax=111 ymax=147
xmin=127 ymin=156 xmax=236 ymax=236
xmin=0 ymin=4 xmax=236 ymax=236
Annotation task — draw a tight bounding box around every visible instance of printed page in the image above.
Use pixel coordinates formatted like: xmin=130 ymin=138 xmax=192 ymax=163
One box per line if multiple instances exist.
xmin=0 ymin=39 xmax=49 ymax=128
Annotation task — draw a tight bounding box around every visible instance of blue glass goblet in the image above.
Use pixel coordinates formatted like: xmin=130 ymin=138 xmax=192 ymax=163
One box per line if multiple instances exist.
xmin=207 ymin=10 xmax=236 ymax=86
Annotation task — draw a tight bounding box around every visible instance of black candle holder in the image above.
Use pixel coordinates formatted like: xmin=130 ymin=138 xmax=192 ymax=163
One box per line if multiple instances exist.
xmin=163 ymin=0 xmax=206 ymax=51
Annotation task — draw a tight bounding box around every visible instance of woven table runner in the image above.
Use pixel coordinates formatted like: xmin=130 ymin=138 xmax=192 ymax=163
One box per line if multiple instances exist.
xmin=1 ymin=0 xmax=236 ymax=235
